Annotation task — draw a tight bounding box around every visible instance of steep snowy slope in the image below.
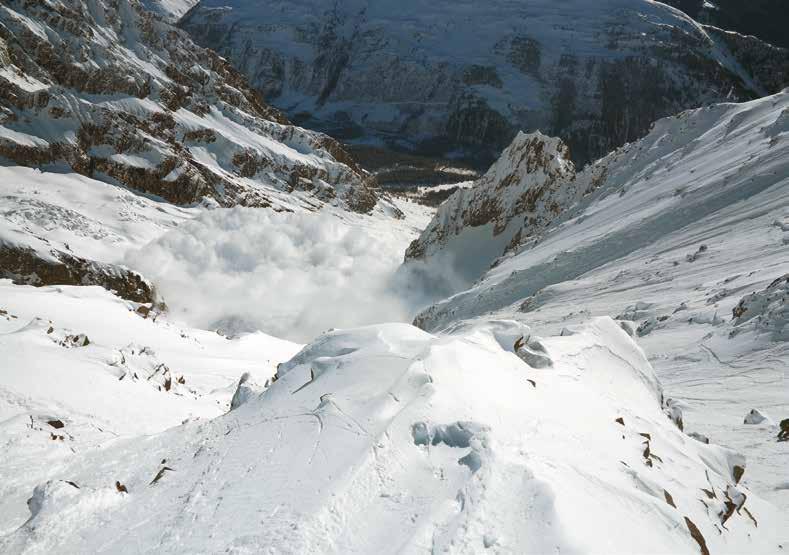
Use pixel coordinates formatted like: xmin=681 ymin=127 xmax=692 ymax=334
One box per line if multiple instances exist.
xmin=409 ymin=91 xmax=789 ymax=513
xmin=3 ymin=316 xmax=783 ymax=553
xmin=0 ymin=0 xmax=406 ymax=301
xmin=181 ymin=0 xmax=789 ymax=164
xmin=664 ymin=0 xmax=789 ymax=49
xmin=141 ymin=0 xmax=199 ymax=22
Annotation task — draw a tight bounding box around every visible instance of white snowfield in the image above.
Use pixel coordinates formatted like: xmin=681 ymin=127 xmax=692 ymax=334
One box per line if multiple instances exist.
xmin=0 ymin=279 xmax=301 ymax=537
xmin=3 ymin=316 xmax=782 ymax=554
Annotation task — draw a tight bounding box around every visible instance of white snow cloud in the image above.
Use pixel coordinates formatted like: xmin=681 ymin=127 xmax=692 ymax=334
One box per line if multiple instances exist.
xmin=126 ymin=208 xmax=459 ymax=342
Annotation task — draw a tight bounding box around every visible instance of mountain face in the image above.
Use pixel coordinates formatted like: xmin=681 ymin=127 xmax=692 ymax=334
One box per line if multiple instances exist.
xmin=409 ymin=90 xmax=789 ymax=330
xmin=180 ymin=0 xmax=788 ymax=166
xmin=406 ymin=90 xmax=789 ymax=516
xmin=0 ymin=0 xmax=395 ymax=299
xmin=664 ymin=0 xmax=789 ymax=49
xmin=0 ymin=0 xmax=379 ymax=213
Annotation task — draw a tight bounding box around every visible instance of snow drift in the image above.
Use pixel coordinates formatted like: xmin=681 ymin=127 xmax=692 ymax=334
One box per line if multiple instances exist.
xmin=3 ymin=317 xmax=781 ymax=553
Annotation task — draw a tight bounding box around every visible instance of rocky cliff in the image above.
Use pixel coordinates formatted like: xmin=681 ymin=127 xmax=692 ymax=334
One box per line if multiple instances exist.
xmin=0 ymin=0 xmax=380 ymax=214
xmin=180 ymin=0 xmax=789 ymax=166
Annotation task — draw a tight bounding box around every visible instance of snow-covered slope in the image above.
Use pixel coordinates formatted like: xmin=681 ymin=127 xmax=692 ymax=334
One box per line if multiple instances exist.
xmin=411 ymin=90 xmax=789 ymax=330
xmin=3 ymin=315 xmax=783 ymax=553
xmin=141 ymin=0 xmax=199 ymax=22
xmin=0 ymin=0 xmax=380 ymax=214
xmin=0 ymin=0 xmax=408 ymax=302
xmin=409 ymin=90 xmax=789 ymax=514
xmin=181 ymin=0 xmax=789 ymax=164
xmin=0 ymin=279 xmax=301 ymax=536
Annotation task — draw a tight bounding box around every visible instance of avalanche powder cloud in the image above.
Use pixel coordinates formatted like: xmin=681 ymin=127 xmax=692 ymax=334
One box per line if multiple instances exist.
xmin=126 ymin=207 xmax=433 ymax=342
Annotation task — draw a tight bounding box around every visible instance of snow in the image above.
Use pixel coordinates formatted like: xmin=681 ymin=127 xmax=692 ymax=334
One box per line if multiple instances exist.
xmin=0 ymin=279 xmax=300 ymax=535
xmin=412 ymin=91 xmax=789 ymax=516
xmin=3 ymin=315 xmax=782 ymax=553
xmin=140 ymin=0 xmax=199 ymax=22
xmin=1 ymin=1 xmax=787 ymax=550
xmin=0 ymin=166 xmax=197 ymax=264
xmin=124 ymin=202 xmax=433 ymax=342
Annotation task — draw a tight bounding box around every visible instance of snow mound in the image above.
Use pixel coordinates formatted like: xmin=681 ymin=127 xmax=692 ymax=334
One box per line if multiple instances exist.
xmin=1 ymin=317 xmax=782 ymax=553
xmin=0 ymin=279 xmax=300 ymax=533
xmin=732 ymin=274 xmax=789 ymax=341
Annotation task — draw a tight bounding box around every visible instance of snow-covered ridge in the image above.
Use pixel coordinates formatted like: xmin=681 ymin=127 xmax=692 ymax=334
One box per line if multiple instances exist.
xmin=405 ymin=131 xmax=581 ymax=282
xmin=407 ymin=90 xmax=789 ymax=516
xmin=3 ymin=315 xmax=782 ymax=553
xmin=181 ymin=0 xmax=788 ymax=165
xmin=411 ymin=90 xmax=789 ymax=330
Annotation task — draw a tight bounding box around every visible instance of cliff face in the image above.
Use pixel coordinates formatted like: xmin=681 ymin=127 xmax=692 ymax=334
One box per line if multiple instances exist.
xmin=180 ymin=0 xmax=789 ymax=166
xmin=0 ymin=0 xmax=380 ymax=214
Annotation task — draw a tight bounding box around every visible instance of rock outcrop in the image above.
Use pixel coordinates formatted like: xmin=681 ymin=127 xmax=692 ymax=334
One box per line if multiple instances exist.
xmin=732 ymin=274 xmax=789 ymax=341
xmin=405 ymin=132 xmax=582 ymax=281
xmin=0 ymin=244 xmax=154 ymax=303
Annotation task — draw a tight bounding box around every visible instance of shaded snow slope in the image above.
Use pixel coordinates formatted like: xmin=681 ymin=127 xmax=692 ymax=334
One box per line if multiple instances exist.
xmin=410 ymin=91 xmax=789 ymax=514
xmin=3 ymin=317 xmax=782 ymax=553
xmin=181 ymin=0 xmax=788 ymax=164
xmin=141 ymin=0 xmax=199 ymax=22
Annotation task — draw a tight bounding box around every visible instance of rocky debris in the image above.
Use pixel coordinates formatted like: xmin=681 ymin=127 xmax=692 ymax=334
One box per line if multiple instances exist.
xmin=743 ymin=409 xmax=772 ymax=425
xmin=0 ymin=244 xmax=155 ymax=304
xmin=686 ymin=244 xmax=709 ymax=263
xmin=684 ymin=516 xmax=710 ymax=555
xmin=148 ymin=363 xmax=173 ymax=392
xmin=664 ymin=399 xmax=684 ymax=431
xmin=60 ymin=334 xmax=90 ymax=348
xmin=688 ymin=432 xmax=710 ymax=444
xmin=636 ymin=317 xmax=661 ymax=337
xmin=731 ymin=274 xmax=789 ymax=341
xmin=149 ymin=466 xmax=174 ymax=485
xmin=0 ymin=0 xmax=382 ymax=215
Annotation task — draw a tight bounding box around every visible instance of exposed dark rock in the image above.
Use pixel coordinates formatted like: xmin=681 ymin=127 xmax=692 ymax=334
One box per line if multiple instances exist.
xmin=0 ymin=244 xmax=155 ymax=304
